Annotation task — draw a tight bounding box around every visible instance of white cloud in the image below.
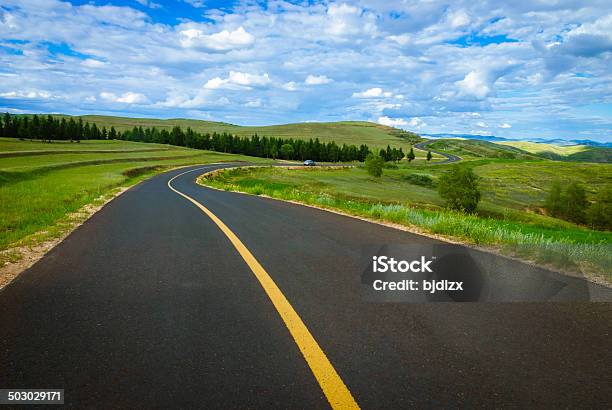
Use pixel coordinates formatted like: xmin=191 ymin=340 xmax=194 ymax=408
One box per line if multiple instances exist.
xmin=282 ymin=81 xmax=297 ymax=91
xmin=134 ymin=0 xmax=162 ymax=9
xmin=499 ymin=123 xmax=512 ymax=129
xmin=100 ymin=91 xmax=149 ymax=104
xmin=305 ymin=75 xmax=332 ymax=85
xmin=447 ymin=10 xmax=470 ymax=29
xmin=377 ymin=116 xmax=407 ymax=127
xmin=326 ymin=3 xmax=367 ymax=37
xmin=476 ymin=121 xmax=487 ymax=128
xmin=456 ymin=71 xmax=491 ymax=99
xmin=352 ymin=88 xmax=392 ymax=98
xmin=182 ymin=0 xmax=205 ymax=8
xmin=180 ymin=26 xmax=254 ymax=51
xmin=387 ymin=34 xmax=411 ymax=46
xmin=408 ymin=117 xmax=426 ymax=128
xmin=81 ymin=59 xmax=106 ymax=68
xmin=245 ymin=98 xmax=262 ymax=107
xmin=204 ymin=71 xmax=271 ymax=90
xmin=0 ymin=90 xmax=52 ymax=99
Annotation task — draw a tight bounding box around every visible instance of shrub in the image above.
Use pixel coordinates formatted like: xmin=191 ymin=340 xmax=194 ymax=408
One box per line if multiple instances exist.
xmin=364 ymin=153 xmax=384 ymax=177
xmin=404 ymin=173 xmax=435 ymax=187
xmin=545 ymin=180 xmax=564 ymax=217
xmin=587 ymin=186 xmax=612 ymax=231
xmin=437 ymin=166 xmax=480 ymax=212
xmin=545 ymin=180 xmax=589 ymax=224
xmin=564 ymin=182 xmax=588 ymax=224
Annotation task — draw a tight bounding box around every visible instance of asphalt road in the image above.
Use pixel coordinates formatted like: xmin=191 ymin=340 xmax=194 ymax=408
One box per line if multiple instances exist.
xmin=1 ymin=163 xmax=611 ymax=408
xmin=414 ymin=140 xmax=462 ymax=163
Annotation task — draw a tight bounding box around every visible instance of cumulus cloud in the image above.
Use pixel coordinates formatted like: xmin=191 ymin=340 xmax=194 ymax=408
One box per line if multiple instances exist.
xmin=352 ymin=88 xmax=393 ymax=98
xmin=0 ymin=90 xmax=52 ymax=99
xmin=408 ymin=117 xmax=426 ymax=128
xmin=305 ymin=75 xmax=333 ymax=85
xmin=446 ymin=9 xmax=470 ymax=29
xmin=180 ymin=26 xmax=254 ymax=51
xmin=377 ymin=116 xmax=407 ymax=127
xmin=100 ymin=91 xmax=149 ymax=104
xmin=455 ymin=71 xmax=491 ymax=99
xmin=204 ymin=71 xmax=271 ymax=89
xmin=499 ymin=123 xmax=512 ymax=128
xmin=377 ymin=116 xmax=426 ymax=129
xmin=81 ymin=59 xmax=106 ymax=68
xmin=325 ymin=3 xmax=375 ymax=37
xmin=282 ymin=81 xmax=298 ymax=91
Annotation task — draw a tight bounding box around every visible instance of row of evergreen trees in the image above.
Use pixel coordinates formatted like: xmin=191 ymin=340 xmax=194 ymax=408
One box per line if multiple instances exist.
xmin=120 ymin=125 xmax=372 ymax=162
xmin=0 ymin=113 xmax=118 ymax=141
xmin=0 ymin=113 xmax=412 ymax=163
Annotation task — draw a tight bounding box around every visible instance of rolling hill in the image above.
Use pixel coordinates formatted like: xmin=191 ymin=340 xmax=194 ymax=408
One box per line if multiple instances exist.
xmin=45 ymin=115 xmax=422 ymax=149
xmin=426 ymin=139 xmax=539 ymax=160
xmin=500 ymin=141 xmax=612 ymax=163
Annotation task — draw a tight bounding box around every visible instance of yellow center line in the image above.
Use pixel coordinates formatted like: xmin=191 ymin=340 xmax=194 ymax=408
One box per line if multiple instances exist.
xmin=168 ymin=166 xmax=359 ymax=410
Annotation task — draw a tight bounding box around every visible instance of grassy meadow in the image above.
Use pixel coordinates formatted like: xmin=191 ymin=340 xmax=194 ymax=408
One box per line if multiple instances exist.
xmin=427 ymin=139 xmax=539 ymax=160
xmin=498 ymin=141 xmax=590 ymax=156
xmin=0 ymin=137 xmax=270 ymax=265
xmin=499 ymin=140 xmax=611 ymax=163
xmin=201 ymin=160 xmax=612 ymax=281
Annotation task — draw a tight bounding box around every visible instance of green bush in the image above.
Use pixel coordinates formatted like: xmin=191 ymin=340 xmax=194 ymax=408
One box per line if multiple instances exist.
xmin=437 ymin=166 xmax=480 ymax=212
xmin=545 ymin=180 xmax=590 ymax=225
xmin=364 ymin=153 xmax=384 ymax=177
xmin=404 ymin=173 xmax=435 ymax=187
xmin=587 ymin=186 xmax=612 ymax=231
xmin=545 ymin=180 xmax=564 ymax=217
xmin=564 ymin=182 xmax=588 ymax=224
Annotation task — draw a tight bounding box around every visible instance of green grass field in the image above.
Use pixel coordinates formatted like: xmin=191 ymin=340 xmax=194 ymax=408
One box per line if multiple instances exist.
xmin=427 ymin=139 xmax=538 ymax=160
xmin=499 ymin=141 xmax=590 ymax=156
xmin=39 ymin=115 xmax=421 ymax=149
xmin=0 ymin=138 xmax=270 ymax=265
xmin=201 ymin=162 xmax=612 ymax=281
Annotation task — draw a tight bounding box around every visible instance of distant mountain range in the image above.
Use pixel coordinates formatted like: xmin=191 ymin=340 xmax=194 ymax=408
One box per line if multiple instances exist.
xmin=420 ymin=133 xmax=612 ymax=148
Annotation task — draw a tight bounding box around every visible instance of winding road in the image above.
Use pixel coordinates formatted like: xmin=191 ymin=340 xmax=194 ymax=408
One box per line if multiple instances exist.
xmin=1 ymin=163 xmax=611 ymax=408
xmin=414 ymin=139 xmax=462 ymax=163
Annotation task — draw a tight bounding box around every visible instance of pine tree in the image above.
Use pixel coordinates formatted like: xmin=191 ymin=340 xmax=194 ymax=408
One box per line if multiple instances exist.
xmin=407 ymin=147 xmax=416 ymax=162
xmin=427 ymin=151 xmax=432 ymax=161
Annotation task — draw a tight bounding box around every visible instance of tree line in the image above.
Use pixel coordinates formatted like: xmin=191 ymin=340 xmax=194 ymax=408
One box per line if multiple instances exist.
xmin=545 ymin=180 xmax=611 ymax=230
xmin=120 ymin=125 xmax=372 ymax=162
xmin=1 ymin=113 xmax=118 ymax=142
xmin=0 ymin=113 xmax=413 ymax=163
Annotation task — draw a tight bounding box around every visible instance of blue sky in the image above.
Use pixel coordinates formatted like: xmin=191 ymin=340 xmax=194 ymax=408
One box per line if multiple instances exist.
xmin=1 ymin=0 xmax=611 ymax=141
